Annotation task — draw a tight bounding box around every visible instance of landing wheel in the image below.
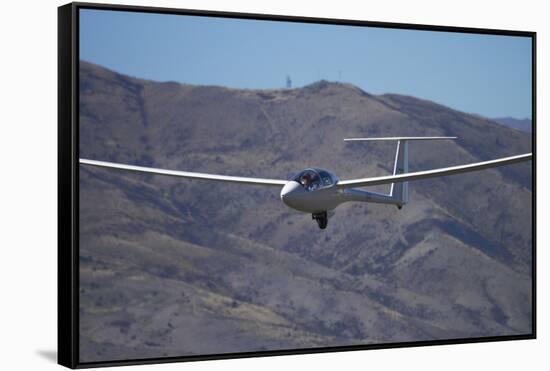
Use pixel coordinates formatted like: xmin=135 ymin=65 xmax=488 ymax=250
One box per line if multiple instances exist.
xmin=312 ymin=211 xmax=328 ymax=229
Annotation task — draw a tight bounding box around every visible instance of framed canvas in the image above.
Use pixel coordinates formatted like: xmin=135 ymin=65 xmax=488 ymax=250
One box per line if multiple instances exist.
xmin=58 ymin=2 xmax=536 ymax=368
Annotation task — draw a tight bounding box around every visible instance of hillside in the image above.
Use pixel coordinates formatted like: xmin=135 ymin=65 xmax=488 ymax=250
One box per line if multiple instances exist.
xmin=493 ymin=117 xmax=532 ymax=132
xmin=78 ymin=61 xmax=533 ymax=362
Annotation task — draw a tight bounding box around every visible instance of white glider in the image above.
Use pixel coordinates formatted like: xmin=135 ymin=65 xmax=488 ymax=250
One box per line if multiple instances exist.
xmin=80 ymin=137 xmax=532 ymax=229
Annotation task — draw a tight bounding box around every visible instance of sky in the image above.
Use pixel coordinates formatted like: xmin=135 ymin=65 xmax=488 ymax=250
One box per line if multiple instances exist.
xmin=80 ymin=9 xmax=532 ymax=119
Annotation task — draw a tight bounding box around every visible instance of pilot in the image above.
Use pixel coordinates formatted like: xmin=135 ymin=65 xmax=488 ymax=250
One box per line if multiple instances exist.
xmin=300 ymin=173 xmax=312 ymax=189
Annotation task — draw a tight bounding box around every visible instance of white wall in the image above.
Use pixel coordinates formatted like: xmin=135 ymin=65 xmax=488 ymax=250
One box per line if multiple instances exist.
xmin=0 ymin=0 xmax=546 ymax=370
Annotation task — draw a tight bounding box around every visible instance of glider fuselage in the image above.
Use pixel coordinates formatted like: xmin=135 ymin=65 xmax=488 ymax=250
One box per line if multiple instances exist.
xmin=280 ymin=168 xmax=403 ymax=214
xmin=280 ymin=180 xmax=341 ymax=213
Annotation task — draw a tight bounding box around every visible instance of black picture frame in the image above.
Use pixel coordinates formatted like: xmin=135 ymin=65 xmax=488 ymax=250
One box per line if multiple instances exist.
xmin=58 ymin=2 xmax=537 ymax=368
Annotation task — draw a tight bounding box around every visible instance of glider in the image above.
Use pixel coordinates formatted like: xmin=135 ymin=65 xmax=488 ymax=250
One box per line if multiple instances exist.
xmin=80 ymin=137 xmax=532 ymax=229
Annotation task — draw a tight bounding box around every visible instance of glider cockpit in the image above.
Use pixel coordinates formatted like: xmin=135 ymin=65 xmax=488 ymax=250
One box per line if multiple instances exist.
xmin=293 ymin=168 xmax=339 ymax=191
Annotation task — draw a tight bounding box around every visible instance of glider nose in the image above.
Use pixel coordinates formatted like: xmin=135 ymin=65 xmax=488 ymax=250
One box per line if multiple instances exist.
xmin=280 ymin=181 xmax=305 ymax=207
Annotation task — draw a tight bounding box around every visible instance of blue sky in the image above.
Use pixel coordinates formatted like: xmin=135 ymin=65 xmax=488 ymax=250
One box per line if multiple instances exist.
xmin=80 ymin=9 xmax=532 ymax=119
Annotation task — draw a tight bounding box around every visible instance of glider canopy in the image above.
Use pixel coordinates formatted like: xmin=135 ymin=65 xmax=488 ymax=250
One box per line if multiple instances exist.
xmin=292 ymin=168 xmax=339 ymax=191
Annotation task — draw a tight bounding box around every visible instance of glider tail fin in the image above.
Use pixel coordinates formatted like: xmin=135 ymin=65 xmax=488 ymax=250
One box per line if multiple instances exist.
xmin=391 ymin=139 xmax=409 ymax=208
xmin=343 ymin=136 xmax=457 ymax=208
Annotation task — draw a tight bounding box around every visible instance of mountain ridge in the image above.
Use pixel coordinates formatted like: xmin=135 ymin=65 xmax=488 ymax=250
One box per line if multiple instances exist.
xmin=492 ymin=117 xmax=532 ymax=132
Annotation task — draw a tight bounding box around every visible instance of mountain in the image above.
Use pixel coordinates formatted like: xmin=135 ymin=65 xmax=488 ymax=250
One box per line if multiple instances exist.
xmin=78 ymin=61 xmax=533 ymax=362
xmin=492 ymin=117 xmax=532 ymax=133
